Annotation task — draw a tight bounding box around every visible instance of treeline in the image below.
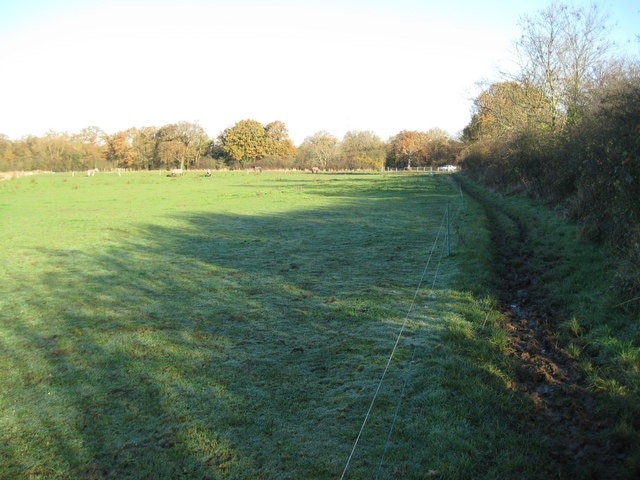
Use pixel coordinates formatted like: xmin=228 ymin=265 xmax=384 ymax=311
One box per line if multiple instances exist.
xmin=460 ymin=3 xmax=640 ymax=307
xmin=0 ymin=119 xmax=461 ymax=173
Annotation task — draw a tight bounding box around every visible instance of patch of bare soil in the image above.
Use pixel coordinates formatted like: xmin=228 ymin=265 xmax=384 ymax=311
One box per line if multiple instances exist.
xmin=504 ymin=304 xmax=629 ymax=478
xmin=495 ymin=221 xmax=631 ymax=478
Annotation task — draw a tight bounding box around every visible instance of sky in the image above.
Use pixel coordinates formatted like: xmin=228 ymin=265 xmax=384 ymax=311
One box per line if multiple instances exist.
xmin=0 ymin=0 xmax=638 ymax=145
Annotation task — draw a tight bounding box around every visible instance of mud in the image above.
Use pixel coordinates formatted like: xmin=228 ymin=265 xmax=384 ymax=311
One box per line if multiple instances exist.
xmin=490 ymin=210 xmax=632 ymax=478
xmin=504 ymin=298 xmax=629 ymax=477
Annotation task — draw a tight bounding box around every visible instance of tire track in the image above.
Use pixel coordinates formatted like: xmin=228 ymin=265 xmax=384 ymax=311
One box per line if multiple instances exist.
xmin=461 ymin=179 xmax=629 ymax=478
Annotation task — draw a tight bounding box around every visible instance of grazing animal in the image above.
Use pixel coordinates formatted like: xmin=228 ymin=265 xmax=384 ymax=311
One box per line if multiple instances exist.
xmin=169 ymin=168 xmax=183 ymax=176
xmin=311 ymin=166 xmax=320 ymax=173
xmin=87 ymin=168 xmax=99 ymax=176
xmin=204 ymin=169 xmax=212 ymax=177
xmin=253 ymin=166 xmax=262 ymax=173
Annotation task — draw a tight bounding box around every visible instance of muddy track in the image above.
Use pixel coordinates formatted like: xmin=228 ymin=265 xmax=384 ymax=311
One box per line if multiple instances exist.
xmin=466 ymin=185 xmax=631 ymax=478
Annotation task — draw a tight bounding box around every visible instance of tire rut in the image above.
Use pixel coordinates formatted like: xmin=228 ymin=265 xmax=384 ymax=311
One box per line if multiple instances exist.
xmin=468 ymin=186 xmax=630 ymax=478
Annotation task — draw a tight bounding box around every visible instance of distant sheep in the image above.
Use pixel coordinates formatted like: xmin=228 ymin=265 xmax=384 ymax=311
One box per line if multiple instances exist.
xmin=311 ymin=166 xmax=320 ymax=173
xmin=169 ymin=168 xmax=183 ymax=176
xmin=87 ymin=168 xmax=99 ymax=176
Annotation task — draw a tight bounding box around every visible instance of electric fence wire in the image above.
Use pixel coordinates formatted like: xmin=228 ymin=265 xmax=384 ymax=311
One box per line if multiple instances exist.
xmin=375 ymin=205 xmax=452 ymax=479
xmin=339 ymin=206 xmax=450 ymax=480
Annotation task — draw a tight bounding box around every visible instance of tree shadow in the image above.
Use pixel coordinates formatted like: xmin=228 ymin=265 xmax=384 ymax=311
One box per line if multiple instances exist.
xmin=2 ymin=179 xmax=449 ymax=478
xmin=1 ymin=174 xmax=551 ymax=478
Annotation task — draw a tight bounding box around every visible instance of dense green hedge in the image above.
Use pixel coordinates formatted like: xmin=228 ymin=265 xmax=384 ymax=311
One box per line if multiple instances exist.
xmin=462 ymin=77 xmax=640 ymax=311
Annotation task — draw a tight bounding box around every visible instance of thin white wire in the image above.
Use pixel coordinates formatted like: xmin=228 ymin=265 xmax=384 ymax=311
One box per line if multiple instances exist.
xmin=339 ymin=207 xmax=449 ymax=480
xmin=374 ymin=341 xmax=419 ymax=479
xmin=375 ymin=207 xmax=451 ymax=479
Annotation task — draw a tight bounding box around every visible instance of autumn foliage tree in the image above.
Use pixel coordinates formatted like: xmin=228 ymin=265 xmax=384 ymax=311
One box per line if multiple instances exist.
xmin=13 ymin=130 xmax=107 ymax=172
xmin=265 ymin=121 xmax=297 ymax=159
xmin=220 ymin=119 xmax=296 ymax=167
xmin=220 ymin=120 xmax=264 ymax=165
xmin=463 ymin=82 xmax=553 ymax=142
xmin=386 ymin=129 xmax=460 ymax=169
xmin=340 ymin=131 xmax=386 ymax=170
xmin=386 ymin=130 xmax=429 ymax=168
xmin=104 ymin=129 xmax=138 ymax=168
xmin=462 ymin=80 xmax=557 ymax=188
xmin=0 ymin=134 xmax=14 ymax=170
xmin=131 ymin=127 xmax=160 ymax=170
xmin=153 ymin=122 xmax=209 ymax=170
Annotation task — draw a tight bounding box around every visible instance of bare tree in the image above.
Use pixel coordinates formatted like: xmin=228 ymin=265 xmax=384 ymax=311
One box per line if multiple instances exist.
xmin=515 ymin=2 xmax=613 ymax=128
xmin=297 ymin=131 xmax=340 ymax=170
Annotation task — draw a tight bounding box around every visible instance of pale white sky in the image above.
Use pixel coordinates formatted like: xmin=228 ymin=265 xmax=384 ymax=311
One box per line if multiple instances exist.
xmin=0 ymin=0 xmax=638 ymax=144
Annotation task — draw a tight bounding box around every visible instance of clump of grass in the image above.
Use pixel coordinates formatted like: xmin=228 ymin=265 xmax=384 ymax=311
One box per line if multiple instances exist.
xmin=562 ymin=316 xmax=583 ymax=337
xmin=619 ymin=343 xmax=640 ymax=372
xmin=588 ymin=375 xmax=628 ymax=396
xmin=444 ymin=314 xmax=476 ymax=341
xmin=565 ymin=342 xmax=583 ymax=359
xmin=489 ymin=328 xmax=511 ymax=353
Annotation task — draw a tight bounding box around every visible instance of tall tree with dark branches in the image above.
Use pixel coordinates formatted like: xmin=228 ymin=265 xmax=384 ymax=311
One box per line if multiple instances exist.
xmin=515 ymin=2 xmax=613 ymax=129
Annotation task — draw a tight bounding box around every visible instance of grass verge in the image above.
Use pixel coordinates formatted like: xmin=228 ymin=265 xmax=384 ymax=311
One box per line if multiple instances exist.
xmin=456 ymin=174 xmax=640 ymax=477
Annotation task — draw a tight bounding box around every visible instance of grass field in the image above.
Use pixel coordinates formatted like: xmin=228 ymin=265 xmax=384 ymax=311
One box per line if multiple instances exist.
xmin=0 ymin=170 xmax=632 ymax=479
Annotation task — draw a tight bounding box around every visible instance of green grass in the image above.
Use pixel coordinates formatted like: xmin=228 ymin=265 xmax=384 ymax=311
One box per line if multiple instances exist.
xmin=456 ymin=175 xmax=640 ymax=473
xmin=458 ymin=175 xmax=640 ymax=391
xmin=0 ymin=170 xmax=616 ymax=479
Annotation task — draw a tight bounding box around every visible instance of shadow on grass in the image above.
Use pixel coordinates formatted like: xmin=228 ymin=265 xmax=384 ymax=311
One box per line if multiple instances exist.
xmin=0 ymin=174 xmax=555 ymax=479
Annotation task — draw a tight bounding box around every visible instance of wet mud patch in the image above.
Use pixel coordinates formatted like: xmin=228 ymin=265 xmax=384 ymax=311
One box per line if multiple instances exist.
xmin=476 ymin=192 xmax=632 ymax=478
xmin=504 ymin=304 xmax=627 ymax=476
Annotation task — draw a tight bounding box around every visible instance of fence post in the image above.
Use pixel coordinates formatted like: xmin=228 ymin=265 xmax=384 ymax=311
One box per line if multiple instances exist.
xmin=447 ymin=203 xmax=451 ymax=256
